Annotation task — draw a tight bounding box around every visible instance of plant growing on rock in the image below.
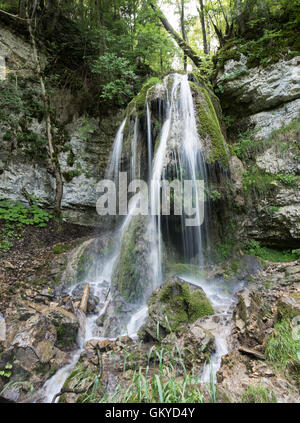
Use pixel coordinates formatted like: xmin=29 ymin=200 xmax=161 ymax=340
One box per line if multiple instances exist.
xmin=266 ymin=319 xmax=300 ymax=388
xmin=241 ymin=384 xmax=277 ymax=403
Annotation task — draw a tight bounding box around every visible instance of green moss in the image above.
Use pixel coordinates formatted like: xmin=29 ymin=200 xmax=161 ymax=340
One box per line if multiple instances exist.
xmin=134 ymin=77 xmax=162 ymax=112
xmin=244 ymin=240 xmax=298 ymax=263
xmin=112 ymin=215 xmax=150 ymax=302
xmin=234 ymin=295 xmax=248 ymax=324
xmin=158 ymin=280 xmax=214 ymax=331
xmin=54 ymin=321 xmax=77 ymax=350
xmin=53 ymin=243 xmax=72 ymax=254
xmin=76 ymin=252 xmax=95 ymax=281
xmin=55 ymin=324 xmax=68 ymax=347
xmin=35 ymin=363 xmax=49 ymax=376
xmin=190 ymin=82 xmax=229 ymax=167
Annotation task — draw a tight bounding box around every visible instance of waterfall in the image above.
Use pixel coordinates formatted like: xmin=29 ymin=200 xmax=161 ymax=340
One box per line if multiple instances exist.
xmin=40 ymin=73 xmax=231 ymax=402
xmin=148 ymin=73 xmax=208 ymax=276
xmin=107 ymin=118 xmax=126 ymax=181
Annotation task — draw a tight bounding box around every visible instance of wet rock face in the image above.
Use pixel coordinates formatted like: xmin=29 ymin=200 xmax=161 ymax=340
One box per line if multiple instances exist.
xmin=139 ymin=276 xmax=214 ymax=342
xmin=111 ymin=215 xmax=152 ymax=304
xmin=0 ymin=300 xmax=79 ymax=402
xmin=58 ymin=235 xmax=115 ymax=288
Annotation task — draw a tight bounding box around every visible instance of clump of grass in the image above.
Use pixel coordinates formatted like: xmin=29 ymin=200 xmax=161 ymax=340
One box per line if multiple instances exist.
xmin=233 ymin=114 xmax=300 ymax=162
xmin=100 ymin=344 xmax=217 ymax=403
xmin=117 ymin=347 xmax=203 ymax=403
xmin=241 ymin=384 xmax=277 ymax=403
xmin=242 ymin=167 xmax=279 ymax=195
xmin=265 ymin=319 xmax=300 ymax=388
xmin=233 ymin=130 xmax=264 ymax=160
xmin=266 ymin=320 xmax=300 ymax=368
xmin=244 ymin=240 xmax=299 ymax=263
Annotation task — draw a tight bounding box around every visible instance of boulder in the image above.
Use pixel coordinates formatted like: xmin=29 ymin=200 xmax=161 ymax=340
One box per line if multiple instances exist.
xmin=0 ymin=300 xmax=79 ymax=402
xmin=181 ymin=322 xmax=216 ymax=367
xmin=233 ymin=290 xmax=274 ymax=351
xmin=139 ymin=276 xmax=214 ymax=342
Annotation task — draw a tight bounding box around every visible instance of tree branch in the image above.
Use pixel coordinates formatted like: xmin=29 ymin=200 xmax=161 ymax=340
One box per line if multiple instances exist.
xmin=0 ymin=8 xmax=29 ymax=21
xmin=149 ymin=1 xmax=201 ymax=68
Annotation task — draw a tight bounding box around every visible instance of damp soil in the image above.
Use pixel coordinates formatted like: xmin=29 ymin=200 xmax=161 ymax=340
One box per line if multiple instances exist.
xmin=0 ymin=220 xmax=102 ymax=312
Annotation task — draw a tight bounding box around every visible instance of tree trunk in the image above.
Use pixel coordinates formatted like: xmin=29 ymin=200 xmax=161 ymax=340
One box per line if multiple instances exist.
xmin=198 ymin=0 xmax=208 ymax=54
xmin=180 ymin=0 xmax=187 ymax=71
xmin=206 ymin=10 xmax=225 ymax=47
xmin=45 ymin=0 xmax=60 ymax=36
xmin=150 ymin=1 xmax=201 ymax=68
xmin=25 ymin=1 xmax=63 ymax=215
xmin=79 ymin=284 xmax=90 ymax=314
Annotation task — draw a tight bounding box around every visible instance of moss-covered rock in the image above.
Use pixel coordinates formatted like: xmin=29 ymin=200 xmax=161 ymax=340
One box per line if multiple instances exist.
xmin=139 ymin=276 xmax=214 ymax=342
xmin=189 ymin=81 xmax=229 ymax=167
xmin=59 ymin=356 xmax=100 ymax=403
xmin=133 ymin=77 xmax=162 ymax=116
xmin=111 ymin=215 xmax=152 ymax=303
xmin=60 ymin=235 xmax=115 ymax=287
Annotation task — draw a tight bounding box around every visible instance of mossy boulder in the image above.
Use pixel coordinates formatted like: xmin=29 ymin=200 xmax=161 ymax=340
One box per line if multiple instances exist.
xmin=111 ymin=215 xmax=152 ymax=303
xmin=138 ymin=276 xmax=214 ymax=342
xmin=42 ymin=306 xmax=79 ymax=351
xmin=60 ymin=235 xmax=115 ymax=287
xmin=277 ymin=295 xmax=300 ymax=321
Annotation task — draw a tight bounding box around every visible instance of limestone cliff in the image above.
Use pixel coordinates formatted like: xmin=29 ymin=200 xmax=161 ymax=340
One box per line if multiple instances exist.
xmin=0 ymin=23 xmax=122 ymax=226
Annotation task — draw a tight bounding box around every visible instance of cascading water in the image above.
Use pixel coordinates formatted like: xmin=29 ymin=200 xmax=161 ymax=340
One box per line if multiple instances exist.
xmin=107 ymin=118 xmax=126 ymax=180
xmin=40 ymin=73 xmax=238 ymax=402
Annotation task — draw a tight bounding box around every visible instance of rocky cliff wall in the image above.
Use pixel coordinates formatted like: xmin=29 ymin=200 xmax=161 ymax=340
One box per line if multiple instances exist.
xmin=0 ymin=23 xmax=122 ymax=226
xmin=219 ymin=56 xmax=300 ymax=248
